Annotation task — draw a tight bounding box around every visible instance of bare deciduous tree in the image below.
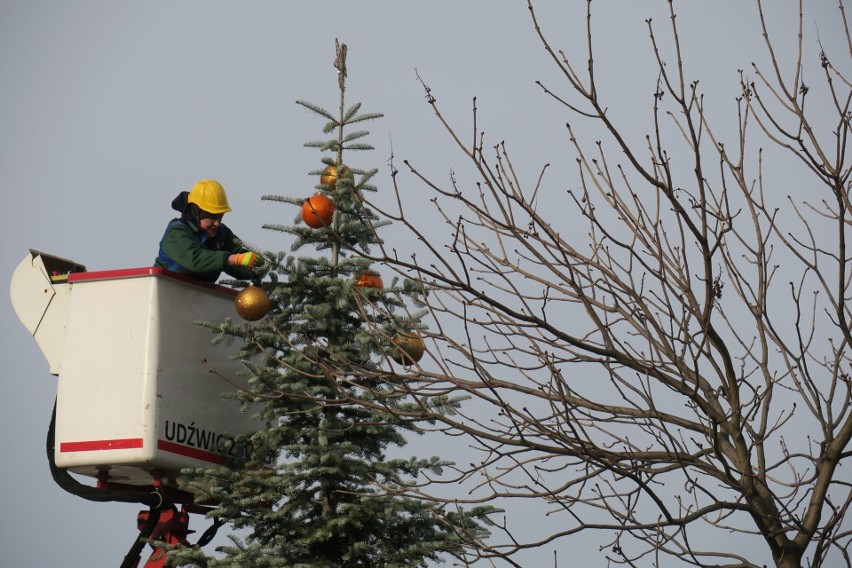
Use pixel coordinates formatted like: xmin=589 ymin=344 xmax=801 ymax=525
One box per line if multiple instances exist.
xmin=330 ymin=1 xmax=851 ymax=566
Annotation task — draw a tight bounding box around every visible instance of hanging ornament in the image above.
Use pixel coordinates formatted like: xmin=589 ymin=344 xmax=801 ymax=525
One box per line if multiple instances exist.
xmin=234 ymin=284 xmax=271 ymax=321
xmin=301 ymin=194 xmax=335 ymax=228
xmin=390 ymin=331 xmax=426 ymax=365
xmin=320 ymin=164 xmax=354 ymax=189
xmin=355 ymin=269 xmax=383 ymax=290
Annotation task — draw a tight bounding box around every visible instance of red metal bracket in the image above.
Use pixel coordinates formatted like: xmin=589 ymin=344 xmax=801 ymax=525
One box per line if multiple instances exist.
xmin=135 ymin=506 xmax=192 ymax=568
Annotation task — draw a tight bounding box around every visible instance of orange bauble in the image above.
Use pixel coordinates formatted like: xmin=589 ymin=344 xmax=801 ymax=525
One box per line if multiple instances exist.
xmin=320 ymin=164 xmax=354 ymax=189
xmin=301 ymin=194 xmax=335 ymax=228
xmin=355 ymin=269 xmax=383 ymax=290
xmin=390 ymin=331 xmax=426 ymax=365
xmin=235 ymin=284 xmax=271 ymax=321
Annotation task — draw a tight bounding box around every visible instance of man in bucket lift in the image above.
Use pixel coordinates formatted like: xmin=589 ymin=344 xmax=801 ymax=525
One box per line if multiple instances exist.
xmin=155 ymin=179 xmax=262 ymax=282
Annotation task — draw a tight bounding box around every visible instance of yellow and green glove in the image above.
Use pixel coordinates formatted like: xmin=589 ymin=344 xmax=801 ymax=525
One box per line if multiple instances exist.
xmin=234 ymin=252 xmax=258 ymax=267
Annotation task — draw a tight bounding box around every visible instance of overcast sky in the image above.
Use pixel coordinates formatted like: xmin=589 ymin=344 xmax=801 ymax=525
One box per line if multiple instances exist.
xmin=0 ymin=2 xmax=842 ymax=566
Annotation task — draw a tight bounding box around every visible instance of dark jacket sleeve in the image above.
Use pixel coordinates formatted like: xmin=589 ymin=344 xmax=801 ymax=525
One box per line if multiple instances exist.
xmin=160 ymin=222 xmax=231 ymax=277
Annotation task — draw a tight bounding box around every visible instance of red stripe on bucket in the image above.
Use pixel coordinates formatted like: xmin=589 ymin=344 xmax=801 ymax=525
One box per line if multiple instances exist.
xmin=157 ymin=440 xmax=228 ymax=465
xmin=59 ymin=438 xmax=144 ymax=452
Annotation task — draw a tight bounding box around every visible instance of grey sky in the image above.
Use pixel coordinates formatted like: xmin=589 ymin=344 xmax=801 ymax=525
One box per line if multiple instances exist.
xmin=1 ymin=1 xmax=840 ymax=566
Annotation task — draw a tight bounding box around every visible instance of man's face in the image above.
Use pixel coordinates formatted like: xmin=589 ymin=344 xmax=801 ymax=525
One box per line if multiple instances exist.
xmin=199 ymin=214 xmax=224 ymax=238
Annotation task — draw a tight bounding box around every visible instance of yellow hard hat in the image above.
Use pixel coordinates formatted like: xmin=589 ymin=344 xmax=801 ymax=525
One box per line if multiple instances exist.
xmin=187 ymin=179 xmax=232 ymax=214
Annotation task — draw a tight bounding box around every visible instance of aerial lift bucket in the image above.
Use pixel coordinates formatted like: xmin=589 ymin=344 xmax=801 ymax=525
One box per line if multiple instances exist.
xmin=11 ymin=249 xmax=265 ymax=566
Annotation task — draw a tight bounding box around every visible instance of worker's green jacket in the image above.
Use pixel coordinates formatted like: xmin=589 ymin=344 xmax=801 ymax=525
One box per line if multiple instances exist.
xmin=155 ymin=218 xmax=255 ymax=283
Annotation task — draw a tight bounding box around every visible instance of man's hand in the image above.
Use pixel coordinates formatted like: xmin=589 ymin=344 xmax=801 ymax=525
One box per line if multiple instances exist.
xmin=231 ymin=252 xmax=258 ymax=267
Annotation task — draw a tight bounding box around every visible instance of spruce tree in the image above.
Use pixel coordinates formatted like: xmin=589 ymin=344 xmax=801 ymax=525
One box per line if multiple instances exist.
xmin=172 ymin=41 xmax=493 ymax=568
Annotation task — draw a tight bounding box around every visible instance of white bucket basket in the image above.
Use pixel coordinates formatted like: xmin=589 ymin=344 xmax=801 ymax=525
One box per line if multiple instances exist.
xmin=11 ymin=251 xmax=261 ymax=489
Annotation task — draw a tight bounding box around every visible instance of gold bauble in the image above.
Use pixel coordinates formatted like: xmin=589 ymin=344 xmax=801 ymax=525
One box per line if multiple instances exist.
xmin=390 ymin=331 xmax=426 ymax=365
xmin=235 ymin=284 xmax=271 ymax=321
xmin=320 ymin=164 xmax=354 ymax=189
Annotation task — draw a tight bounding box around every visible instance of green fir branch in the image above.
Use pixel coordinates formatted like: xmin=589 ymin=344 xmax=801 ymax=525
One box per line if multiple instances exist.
xmin=342 ymin=102 xmax=361 ymax=123
xmin=345 ymin=112 xmax=384 ymax=125
xmin=342 ymin=143 xmax=376 ymax=151
xmin=295 ymin=99 xmax=336 ymax=121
